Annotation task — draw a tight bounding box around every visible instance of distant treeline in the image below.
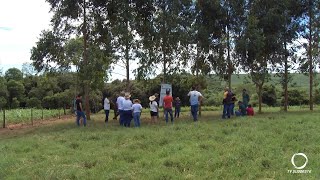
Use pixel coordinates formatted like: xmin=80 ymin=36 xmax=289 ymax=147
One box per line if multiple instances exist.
xmin=1 ymin=68 xmax=319 ymax=112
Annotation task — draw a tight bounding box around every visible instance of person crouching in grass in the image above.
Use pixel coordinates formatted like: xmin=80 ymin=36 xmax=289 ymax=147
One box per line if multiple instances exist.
xmin=246 ymin=104 xmax=254 ymax=116
xmin=235 ymin=101 xmax=247 ymax=116
xmin=132 ymin=99 xmax=142 ymax=127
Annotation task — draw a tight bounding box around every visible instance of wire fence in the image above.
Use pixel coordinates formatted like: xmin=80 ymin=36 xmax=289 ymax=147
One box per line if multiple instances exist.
xmin=1 ymin=108 xmax=70 ymax=128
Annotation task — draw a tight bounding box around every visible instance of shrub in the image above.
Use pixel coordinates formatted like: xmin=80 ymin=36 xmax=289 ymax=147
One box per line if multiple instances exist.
xmin=11 ymin=98 xmax=20 ymax=109
xmin=262 ymin=85 xmax=277 ymax=106
xmin=26 ymin=97 xmax=42 ymax=108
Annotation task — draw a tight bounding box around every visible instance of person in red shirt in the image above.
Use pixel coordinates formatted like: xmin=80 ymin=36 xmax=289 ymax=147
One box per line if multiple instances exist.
xmin=163 ymin=89 xmax=174 ymax=124
xmin=246 ymin=104 xmax=254 ymax=116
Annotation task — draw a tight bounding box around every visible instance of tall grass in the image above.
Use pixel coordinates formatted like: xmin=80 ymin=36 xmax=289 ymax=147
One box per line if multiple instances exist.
xmin=0 ymin=110 xmax=319 ymax=179
xmin=0 ymin=108 xmax=65 ymax=124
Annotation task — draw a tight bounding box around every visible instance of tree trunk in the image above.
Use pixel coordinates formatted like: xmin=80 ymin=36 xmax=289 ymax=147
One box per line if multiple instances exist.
xmin=227 ymin=25 xmax=232 ymax=90
xmin=63 ymin=104 xmax=66 ymax=115
xmin=196 ymin=46 xmax=201 ymax=117
xmin=308 ymin=0 xmax=313 ymax=111
xmin=163 ymin=45 xmax=167 ymax=83
xmin=162 ymin=8 xmax=167 ymax=84
xmin=125 ymin=24 xmax=130 ymax=91
xmin=83 ymin=0 xmax=90 ymax=120
xmin=125 ymin=2 xmax=130 ymax=92
xmin=284 ymin=41 xmax=288 ymax=112
xmin=257 ymin=84 xmax=262 ymax=113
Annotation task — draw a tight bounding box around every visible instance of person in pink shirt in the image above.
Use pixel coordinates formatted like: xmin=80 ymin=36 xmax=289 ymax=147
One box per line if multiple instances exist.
xmin=163 ymin=89 xmax=174 ymax=124
xmin=246 ymin=104 xmax=254 ymax=116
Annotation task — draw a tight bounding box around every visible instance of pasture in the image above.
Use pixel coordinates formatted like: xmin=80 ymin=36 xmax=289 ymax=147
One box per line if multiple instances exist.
xmin=0 ymin=108 xmax=319 ymax=179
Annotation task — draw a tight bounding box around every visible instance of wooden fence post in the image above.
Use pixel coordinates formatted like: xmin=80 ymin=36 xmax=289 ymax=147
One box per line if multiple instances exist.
xmin=3 ymin=109 xmax=5 ymax=128
xmin=31 ymin=108 xmax=33 ymax=126
xmin=42 ymin=108 xmax=44 ymax=120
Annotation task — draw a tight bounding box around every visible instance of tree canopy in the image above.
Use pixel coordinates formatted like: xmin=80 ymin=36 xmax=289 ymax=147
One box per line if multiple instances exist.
xmin=25 ymin=0 xmax=320 ymax=113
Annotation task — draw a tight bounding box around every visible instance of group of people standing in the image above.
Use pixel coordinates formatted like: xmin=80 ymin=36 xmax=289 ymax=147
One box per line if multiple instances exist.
xmin=98 ymin=86 xmax=202 ymax=127
xmin=222 ymin=88 xmax=254 ymax=119
xmin=75 ymin=86 xmax=252 ymax=127
xmin=104 ymin=91 xmax=143 ymax=127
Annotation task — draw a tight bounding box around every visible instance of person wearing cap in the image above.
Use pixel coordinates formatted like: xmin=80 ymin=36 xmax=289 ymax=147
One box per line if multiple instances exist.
xmin=187 ymin=86 xmax=203 ymax=121
xmin=122 ymin=92 xmax=133 ymax=127
xmin=149 ymin=95 xmax=159 ymax=124
xmin=163 ymin=89 xmax=174 ymax=124
xmin=132 ymin=99 xmax=143 ymax=127
xmin=174 ymin=97 xmax=181 ymax=118
xmin=117 ymin=91 xmax=125 ymax=126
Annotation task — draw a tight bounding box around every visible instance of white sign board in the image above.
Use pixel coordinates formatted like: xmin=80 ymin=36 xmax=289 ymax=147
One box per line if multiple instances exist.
xmin=159 ymin=83 xmax=172 ymax=107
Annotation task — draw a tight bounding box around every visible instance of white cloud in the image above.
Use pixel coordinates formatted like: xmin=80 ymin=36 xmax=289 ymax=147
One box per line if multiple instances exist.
xmin=0 ymin=0 xmax=52 ymax=65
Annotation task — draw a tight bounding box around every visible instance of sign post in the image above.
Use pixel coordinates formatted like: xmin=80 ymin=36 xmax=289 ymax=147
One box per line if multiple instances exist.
xmin=159 ymin=83 xmax=172 ymax=107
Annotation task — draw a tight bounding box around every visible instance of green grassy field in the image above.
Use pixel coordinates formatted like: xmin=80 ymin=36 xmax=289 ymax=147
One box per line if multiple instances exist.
xmin=0 ymin=109 xmax=319 ymax=179
xmin=207 ymin=73 xmax=319 ymax=88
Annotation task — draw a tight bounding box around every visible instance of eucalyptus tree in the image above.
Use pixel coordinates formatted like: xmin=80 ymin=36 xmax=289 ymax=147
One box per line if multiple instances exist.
xmin=31 ymin=0 xmax=113 ymax=119
xmin=96 ymin=0 xmax=138 ymax=91
xmin=219 ymin=0 xmax=247 ymax=89
xmin=135 ymin=0 xmax=192 ymax=82
xmin=274 ymin=0 xmax=304 ymax=111
xmin=192 ymin=0 xmax=225 ymax=78
xmin=236 ymin=0 xmax=304 ymax=113
xmin=298 ymin=0 xmax=320 ymax=110
xmin=236 ymin=13 xmax=268 ymax=113
xmin=190 ymin=0 xmax=247 ymax=89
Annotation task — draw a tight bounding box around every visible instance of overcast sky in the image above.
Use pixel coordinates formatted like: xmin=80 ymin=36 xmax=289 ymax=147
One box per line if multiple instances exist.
xmin=0 ymin=0 xmax=132 ymax=81
xmin=0 ymin=0 xmax=52 ymax=69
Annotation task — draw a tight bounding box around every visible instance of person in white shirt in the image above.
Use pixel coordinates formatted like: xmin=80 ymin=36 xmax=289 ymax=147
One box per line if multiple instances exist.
xmin=103 ymin=93 xmax=111 ymax=125
xmin=116 ymin=91 xmax=125 ymax=126
xmin=122 ymin=92 xmax=133 ymax=127
xmin=187 ymin=86 xmax=203 ymax=121
xmin=132 ymin=99 xmax=143 ymax=127
xmin=149 ymin=95 xmax=158 ymax=124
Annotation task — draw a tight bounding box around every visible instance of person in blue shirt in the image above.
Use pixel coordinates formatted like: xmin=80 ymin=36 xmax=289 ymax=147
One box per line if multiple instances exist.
xmin=122 ymin=92 xmax=133 ymax=127
xmin=132 ymin=99 xmax=142 ymax=127
xmin=187 ymin=86 xmax=203 ymax=121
